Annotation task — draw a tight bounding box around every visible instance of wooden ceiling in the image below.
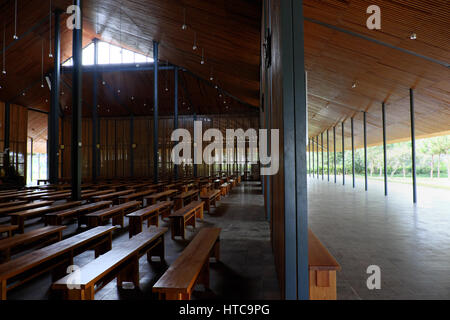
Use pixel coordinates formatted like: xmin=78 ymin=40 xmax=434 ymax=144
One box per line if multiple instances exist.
xmin=304 ymin=0 xmax=450 ymax=150
xmin=0 ymin=0 xmax=449 ymax=151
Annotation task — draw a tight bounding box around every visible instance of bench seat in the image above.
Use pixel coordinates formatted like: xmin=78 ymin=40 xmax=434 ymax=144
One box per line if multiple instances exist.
xmin=118 ymin=189 xmax=156 ymax=204
xmin=51 ymin=227 xmax=168 ymax=300
xmin=308 ymin=229 xmax=341 ymax=300
xmin=0 ymin=200 xmax=55 ymax=217
xmin=127 ymin=201 xmax=173 ymax=238
xmin=91 ymin=190 xmax=135 ymax=204
xmin=44 ymin=201 xmax=112 ymax=227
xmin=173 ymin=190 xmax=199 ymax=210
xmin=199 ymin=190 xmax=221 ymax=213
xmin=143 ymin=190 xmax=177 ymax=206
xmin=0 ymin=226 xmax=116 ymax=300
xmin=168 ymin=201 xmax=204 ymax=240
xmin=84 ymin=201 xmax=141 ymax=228
xmin=153 ymin=228 xmax=220 ymax=300
xmin=0 ymin=226 xmax=66 ymax=263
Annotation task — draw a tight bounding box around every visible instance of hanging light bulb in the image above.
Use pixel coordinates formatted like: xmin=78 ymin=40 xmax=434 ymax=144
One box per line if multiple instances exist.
xmin=193 ymin=32 xmax=197 ymax=51
xmin=209 ymin=67 xmax=214 ymax=81
xmin=117 ymin=89 xmax=121 ymax=94
xmin=2 ymin=25 xmax=6 ymax=75
xmin=181 ymin=8 xmax=187 ymax=30
xmin=13 ymin=0 xmax=18 ymax=40
xmin=48 ymin=0 xmax=53 ymax=58
xmin=41 ymin=39 xmax=45 ymax=88
xmin=201 ymin=48 xmax=205 ymax=65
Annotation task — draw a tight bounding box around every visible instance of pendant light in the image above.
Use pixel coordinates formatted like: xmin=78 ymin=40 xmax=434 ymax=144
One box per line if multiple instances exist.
xmin=200 ymin=48 xmax=205 ymax=65
xmin=41 ymin=38 xmax=45 ymax=88
xmin=181 ymin=8 xmax=187 ymax=30
xmin=13 ymin=0 xmax=19 ymax=40
xmin=48 ymin=0 xmax=53 ymax=58
xmin=2 ymin=24 xmax=6 ymax=75
xmin=192 ymin=32 xmax=197 ymax=51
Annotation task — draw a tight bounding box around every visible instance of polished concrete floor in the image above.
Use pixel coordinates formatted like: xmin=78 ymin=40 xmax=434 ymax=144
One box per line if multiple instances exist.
xmin=308 ymin=175 xmax=450 ymax=300
xmin=5 ymin=182 xmax=280 ymax=300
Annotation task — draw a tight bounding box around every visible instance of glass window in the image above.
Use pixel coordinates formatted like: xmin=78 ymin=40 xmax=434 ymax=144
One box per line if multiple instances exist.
xmin=98 ymin=41 xmax=110 ymax=64
xmin=109 ymin=44 xmax=122 ymax=64
xmin=82 ymin=43 xmax=95 ymax=65
xmin=122 ymin=49 xmax=135 ymax=63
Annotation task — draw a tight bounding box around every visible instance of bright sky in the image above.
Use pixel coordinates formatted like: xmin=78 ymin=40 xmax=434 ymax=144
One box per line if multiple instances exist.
xmin=62 ymin=41 xmax=154 ymax=66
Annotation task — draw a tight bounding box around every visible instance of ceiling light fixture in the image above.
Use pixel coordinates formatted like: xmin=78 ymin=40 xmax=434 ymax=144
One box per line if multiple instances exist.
xmin=209 ymin=67 xmax=214 ymax=81
xmin=2 ymin=24 xmax=6 ymax=75
xmin=352 ymin=81 xmax=358 ymax=89
xmin=48 ymin=0 xmax=53 ymax=58
xmin=410 ymin=33 xmax=417 ymax=40
xmin=193 ymin=32 xmax=198 ymax=51
xmin=13 ymin=0 xmax=18 ymax=40
xmin=201 ymin=48 xmax=205 ymax=65
xmin=41 ymin=38 xmax=45 ymax=88
xmin=181 ymin=8 xmax=187 ymax=30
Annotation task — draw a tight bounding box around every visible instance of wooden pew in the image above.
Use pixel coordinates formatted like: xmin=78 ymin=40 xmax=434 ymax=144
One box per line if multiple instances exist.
xmin=81 ymin=189 xmax=116 ymax=201
xmin=9 ymin=201 xmax=82 ymax=233
xmin=168 ymin=201 xmax=204 ymax=240
xmin=91 ymin=190 xmax=135 ymax=204
xmin=44 ymin=201 xmax=113 ymax=227
xmin=40 ymin=189 xmax=96 ymax=201
xmin=153 ymin=228 xmax=220 ymax=300
xmin=17 ymin=190 xmax=69 ymax=202
xmin=219 ymin=183 xmax=230 ymax=196
xmin=51 ymin=227 xmax=167 ymax=300
xmin=199 ymin=190 xmax=221 ymax=213
xmin=173 ymin=189 xmax=199 ymax=210
xmin=308 ymin=229 xmax=341 ymax=300
xmin=127 ymin=201 xmax=173 ymax=238
xmin=143 ymin=190 xmax=177 ymax=206
xmin=118 ymin=189 xmax=156 ymax=204
xmin=0 ymin=200 xmax=54 ymax=217
xmin=0 ymin=226 xmax=66 ymax=263
xmin=0 ymin=226 xmax=115 ymax=300
xmin=0 ymin=201 xmax=27 ymax=209
xmin=84 ymin=201 xmax=141 ymax=228
xmin=0 ymin=226 xmax=18 ymax=239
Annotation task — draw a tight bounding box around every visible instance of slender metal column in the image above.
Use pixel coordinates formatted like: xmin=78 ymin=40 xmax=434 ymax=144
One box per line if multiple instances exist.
xmin=382 ymin=102 xmax=388 ymax=196
xmin=4 ymin=102 xmax=11 ymax=168
xmin=333 ymin=126 xmax=336 ymax=183
xmin=193 ymin=113 xmax=198 ymax=178
xmin=351 ymin=117 xmax=355 ymax=188
xmin=321 ymin=132 xmax=324 ymax=180
xmin=410 ymin=89 xmax=417 ymax=203
xmin=130 ymin=114 xmax=134 ymax=177
xmin=71 ymin=0 xmax=83 ymax=200
xmin=30 ymin=138 xmax=33 ymax=182
xmin=342 ymin=121 xmax=345 ymax=186
xmin=363 ymin=111 xmax=368 ymax=191
xmin=153 ymin=41 xmax=159 ymax=183
xmin=92 ymin=38 xmax=99 ymax=181
xmin=327 ymin=129 xmax=329 ymax=181
xmin=316 ymin=136 xmax=319 ymax=179
xmin=308 ymin=138 xmax=310 ymax=176
xmin=49 ymin=10 xmax=61 ymax=184
xmin=174 ymin=66 xmax=179 ymax=180
xmin=312 ymin=137 xmax=315 ymax=177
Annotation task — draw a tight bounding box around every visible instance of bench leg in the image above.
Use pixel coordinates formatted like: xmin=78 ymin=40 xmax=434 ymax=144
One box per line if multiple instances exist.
xmin=164 ymin=292 xmax=191 ymax=300
xmin=147 ymin=236 xmax=165 ymax=263
xmin=112 ymin=213 xmax=124 ymax=227
xmin=128 ymin=217 xmax=142 ymax=238
xmin=117 ymin=256 xmax=140 ymax=289
xmin=67 ymin=286 xmax=95 ymax=300
xmin=212 ymin=239 xmax=220 ymax=262
xmin=198 ymin=259 xmax=210 ymax=289
xmin=0 ymin=279 xmax=6 ymax=300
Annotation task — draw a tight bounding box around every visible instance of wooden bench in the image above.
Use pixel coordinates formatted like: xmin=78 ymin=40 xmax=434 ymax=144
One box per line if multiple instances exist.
xmin=51 ymin=227 xmax=167 ymax=300
xmin=0 ymin=200 xmax=55 ymax=217
xmin=219 ymin=183 xmax=230 ymax=196
xmin=308 ymin=229 xmax=341 ymax=300
xmin=168 ymin=201 xmax=204 ymax=240
xmin=118 ymin=189 xmax=156 ymax=204
xmin=173 ymin=189 xmax=199 ymax=210
xmin=81 ymin=189 xmax=116 ymax=201
xmin=17 ymin=190 xmax=69 ymax=201
xmin=127 ymin=201 xmax=173 ymax=238
xmin=200 ymin=190 xmax=221 ymax=213
xmin=0 ymin=226 xmax=115 ymax=300
xmin=0 ymin=201 xmax=27 ymax=209
xmin=40 ymin=189 xmax=96 ymax=201
xmin=0 ymin=226 xmax=18 ymax=239
xmin=84 ymin=201 xmax=141 ymax=228
xmin=0 ymin=226 xmax=66 ymax=263
xmin=44 ymin=201 xmax=112 ymax=227
xmin=91 ymin=190 xmax=135 ymax=204
xmin=153 ymin=228 xmax=220 ymax=300
xmin=9 ymin=201 xmax=82 ymax=233
xmin=143 ymin=190 xmax=177 ymax=206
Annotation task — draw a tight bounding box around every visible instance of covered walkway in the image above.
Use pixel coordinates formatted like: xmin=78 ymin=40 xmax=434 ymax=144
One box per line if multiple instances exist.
xmin=309 ymin=178 xmax=450 ymax=299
